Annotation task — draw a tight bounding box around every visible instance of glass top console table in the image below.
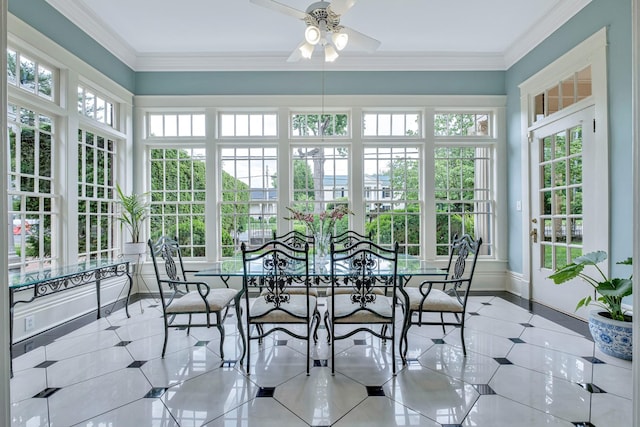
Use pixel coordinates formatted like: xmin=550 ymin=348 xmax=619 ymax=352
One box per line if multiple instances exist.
xmin=8 ymin=259 xmax=133 ymax=376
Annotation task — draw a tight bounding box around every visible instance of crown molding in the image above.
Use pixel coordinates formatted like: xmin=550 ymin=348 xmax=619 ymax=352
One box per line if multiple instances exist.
xmin=133 ymin=51 xmax=507 ymax=72
xmin=503 ymin=0 xmax=592 ymax=68
xmin=46 ymin=0 xmax=590 ymax=72
xmin=45 ymin=0 xmax=138 ymax=67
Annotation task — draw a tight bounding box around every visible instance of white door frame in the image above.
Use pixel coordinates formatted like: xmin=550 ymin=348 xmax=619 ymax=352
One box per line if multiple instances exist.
xmin=631 ymin=0 xmax=639 ymax=424
xmin=519 ymin=28 xmax=608 ymax=299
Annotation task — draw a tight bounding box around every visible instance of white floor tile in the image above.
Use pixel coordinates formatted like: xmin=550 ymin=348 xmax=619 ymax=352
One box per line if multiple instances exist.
xmin=11 ymin=398 xmax=50 ymax=427
xmin=140 ymin=346 xmax=223 ymax=388
xmin=71 ymin=398 xmax=179 ymax=427
xmin=203 ymin=397 xmax=307 ymax=427
xmin=333 ymin=396 xmax=441 ymax=427
xmin=506 ymin=343 xmax=594 ymax=383
xmin=462 ymin=395 xmax=574 ymax=427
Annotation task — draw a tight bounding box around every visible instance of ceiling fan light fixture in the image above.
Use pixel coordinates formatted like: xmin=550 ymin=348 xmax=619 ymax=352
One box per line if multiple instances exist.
xmin=299 ymin=42 xmax=315 ymax=59
xmin=324 ymin=44 xmax=339 ymax=62
xmin=304 ymin=25 xmax=322 ymax=45
xmin=332 ymin=31 xmax=349 ymax=51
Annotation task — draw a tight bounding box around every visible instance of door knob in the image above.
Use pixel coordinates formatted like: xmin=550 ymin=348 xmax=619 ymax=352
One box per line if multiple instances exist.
xmin=529 ymin=228 xmax=538 ymax=243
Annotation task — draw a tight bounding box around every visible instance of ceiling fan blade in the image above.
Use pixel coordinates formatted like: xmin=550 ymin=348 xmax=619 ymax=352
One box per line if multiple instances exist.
xmin=328 ymin=0 xmax=357 ymax=15
xmin=287 ymin=43 xmax=304 ymax=62
xmin=342 ymin=26 xmax=381 ymax=53
xmin=249 ymin=0 xmax=308 ymax=20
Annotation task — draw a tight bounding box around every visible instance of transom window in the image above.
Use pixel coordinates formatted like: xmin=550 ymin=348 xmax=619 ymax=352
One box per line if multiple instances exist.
xmin=77 ymin=86 xmax=115 ymax=128
xmin=6 ymin=48 xmax=55 ymax=101
xmin=148 ymin=113 xmax=206 ymax=137
xmin=219 ymin=113 xmax=277 ymax=137
xmin=363 ymin=112 xmax=421 ymax=136
xmin=435 ymin=113 xmax=490 ymax=136
xmin=534 ymin=66 xmax=592 ymax=121
xmin=291 ymin=113 xmax=349 ymax=137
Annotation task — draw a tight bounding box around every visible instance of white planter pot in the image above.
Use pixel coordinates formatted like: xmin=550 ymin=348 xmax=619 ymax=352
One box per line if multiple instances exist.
xmin=588 ymin=310 xmax=633 ymax=360
xmin=123 ymin=242 xmax=147 ymax=256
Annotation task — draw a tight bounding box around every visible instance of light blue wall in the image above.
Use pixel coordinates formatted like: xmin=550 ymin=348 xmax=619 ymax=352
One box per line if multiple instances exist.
xmin=8 ymin=0 xmax=135 ymax=92
xmin=135 ymin=70 xmax=505 ymax=95
xmin=505 ymin=0 xmax=632 ymax=275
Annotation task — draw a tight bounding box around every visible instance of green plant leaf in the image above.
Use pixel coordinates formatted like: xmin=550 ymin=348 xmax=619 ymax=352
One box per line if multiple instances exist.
xmin=573 ymin=251 xmax=607 ymax=266
xmin=548 ymin=263 xmax=584 ymax=284
xmin=598 ymin=278 xmax=633 ymax=298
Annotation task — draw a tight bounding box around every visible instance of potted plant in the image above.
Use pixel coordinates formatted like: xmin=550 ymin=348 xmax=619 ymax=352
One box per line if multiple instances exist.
xmin=116 ymin=184 xmax=150 ymax=256
xmin=549 ymin=251 xmax=633 ymax=360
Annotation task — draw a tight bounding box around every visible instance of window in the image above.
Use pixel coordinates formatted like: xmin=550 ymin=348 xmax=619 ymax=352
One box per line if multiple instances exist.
xmin=219 ymin=113 xmax=277 ymax=137
xmin=8 ymin=103 xmax=57 ymax=272
xmin=433 ymin=112 xmax=495 ymax=256
xmin=363 ymin=112 xmax=420 ymax=136
xmin=150 ymin=148 xmax=207 ymax=257
xmin=534 ymin=66 xmax=592 ymax=120
xmin=290 ymin=146 xmax=351 ymax=234
xmin=148 ymin=113 xmax=206 ymax=137
xmin=220 ymin=147 xmax=278 ymax=255
xmin=7 ymin=48 xmax=55 ymax=101
xmin=364 ymin=147 xmax=421 ymax=255
xmin=291 ymin=113 xmax=349 ymax=137
xmin=77 ymin=129 xmax=118 ymax=260
xmin=78 ymin=86 xmax=115 ymax=127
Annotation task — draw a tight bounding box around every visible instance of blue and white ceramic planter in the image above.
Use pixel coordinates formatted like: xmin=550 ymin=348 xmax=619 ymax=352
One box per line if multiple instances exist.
xmin=588 ymin=310 xmax=633 ymax=360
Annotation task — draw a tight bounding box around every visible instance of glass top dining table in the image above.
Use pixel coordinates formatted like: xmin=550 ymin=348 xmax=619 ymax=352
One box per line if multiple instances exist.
xmin=195 ymin=254 xmax=447 ymax=283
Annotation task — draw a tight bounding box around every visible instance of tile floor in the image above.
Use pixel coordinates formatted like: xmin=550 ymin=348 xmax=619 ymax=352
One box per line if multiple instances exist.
xmin=10 ymin=295 xmax=632 ymax=427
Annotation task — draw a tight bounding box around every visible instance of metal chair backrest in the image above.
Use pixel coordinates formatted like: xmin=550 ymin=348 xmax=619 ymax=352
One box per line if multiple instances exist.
xmin=330 ymin=230 xmax=372 ymax=250
xmin=446 ymin=233 xmax=483 ymax=284
xmin=272 ymin=230 xmax=315 ymax=251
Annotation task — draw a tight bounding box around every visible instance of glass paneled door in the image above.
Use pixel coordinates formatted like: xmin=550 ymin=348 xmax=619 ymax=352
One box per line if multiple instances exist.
xmin=529 ymin=106 xmax=604 ymax=319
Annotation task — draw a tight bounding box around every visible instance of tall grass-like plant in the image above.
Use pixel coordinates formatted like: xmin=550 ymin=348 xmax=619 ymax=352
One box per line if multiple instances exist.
xmin=548 ymin=251 xmax=632 ymax=321
xmin=115 ymin=184 xmax=149 ymax=243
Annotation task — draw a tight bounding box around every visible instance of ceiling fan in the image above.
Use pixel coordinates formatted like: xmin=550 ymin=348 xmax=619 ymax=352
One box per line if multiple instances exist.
xmin=250 ymin=0 xmax=381 ymax=62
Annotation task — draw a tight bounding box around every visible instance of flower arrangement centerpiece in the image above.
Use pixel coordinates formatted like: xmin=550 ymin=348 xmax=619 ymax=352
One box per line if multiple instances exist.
xmin=285 ymin=205 xmax=353 ymax=257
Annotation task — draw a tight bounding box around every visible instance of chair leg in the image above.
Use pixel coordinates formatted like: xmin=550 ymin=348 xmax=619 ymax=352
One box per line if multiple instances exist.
xmin=162 ymin=319 xmax=169 ymax=358
xmin=216 ymin=312 xmax=225 ymax=360
xmin=440 ymin=313 xmax=446 ymax=334
xmin=391 ymin=329 xmax=396 ymax=375
xmin=323 ymin=311 xmax=331 ymax=343
xmin=399 ymin=310 xmax=412 ymax=363
xmin=306 ymin=323 xmax=311 ymax=376
xmin=460 ymin=322 xmax=467 ymax=356
xmin=187 ymin=314 xmax=192 ymax=335
xmin=312 ymin=309 xmax=321 ymax=343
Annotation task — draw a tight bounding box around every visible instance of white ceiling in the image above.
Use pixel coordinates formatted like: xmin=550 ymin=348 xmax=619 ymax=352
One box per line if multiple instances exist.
xmin=45 ymin=0 xmax=591 ymax=72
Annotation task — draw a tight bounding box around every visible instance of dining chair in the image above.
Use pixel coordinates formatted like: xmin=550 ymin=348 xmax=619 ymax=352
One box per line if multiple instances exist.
xmin=148 ymin=236 xmax=240 ymax=358
xmin=326 ymin=240 xmax=400 ymax=375
xmin=330 ymin=229 xmax=372 ymax=250
xmin=240 ymin=240 xmax=316 ymax=375
xmin=399 ymin=233 xmax=482 ymax=361
xmin=272 ymin=230 xmax=315 ymax=251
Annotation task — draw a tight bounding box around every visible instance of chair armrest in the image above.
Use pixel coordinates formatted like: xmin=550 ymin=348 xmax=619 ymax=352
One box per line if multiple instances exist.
xmin=159 ymin=279 xmax=211 ymax=298
xmin=418 ymin=277 xmax=471 ymax=295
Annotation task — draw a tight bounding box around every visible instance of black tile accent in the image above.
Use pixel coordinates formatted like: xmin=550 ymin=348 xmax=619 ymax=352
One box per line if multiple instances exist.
xmin=318 ymin=324 xmax=326 ymax=329
xmin=34 ymin=360 xmax=57 ymax=368
xmin=432 ymin=339 xmax=446 ymax=344
xmin=276 ymin=340 xmax=288 ymax=346
xmin=147 ymin=304 xmax=159 ymax=308
xmin=144 ymin=387 xmax=168 ymax=398
xmin=468 ymin=312 xmax=480 ymax=316
xmin=114 ymin=340 xmax=132 ymax=347
xmin=105 ymin=326 xmax=121 ymax=331
xmin=256 ymin=387 xmax=276 ymax=397
xmin=354 ymin=339 xmax=367 ymax=345
xmin=227 ymin=313 xmax=234 ymax=318
xmin=494 ymin=357 xmax=513 ymax=365
xmin=577 ymin=383 xmax=606 ymax=393
xmin=314 ymin=359 xmax=328 ymax=367
xmin=441 ymin=425 xmax=463 ymax=427
xmin=583 ymin=356 xmax=605 ymax=364
xmin=128 ymin=360 xmax=147 ymax=368
xmin=473 ymin=384 xmax=496 ymax=395
xmin=175 ymin=326 xmax=188 ymax=330
xmin=317 ymin=303 xmax=325 ymax=307
xmin=33 ymin=387 xmax=61 ymax=398
xmin=366 ymin=386 xmax=385 ymax=396
xmin=509 ymin=338 xmax=525 ymax=343
xmin=481 ymin=302 xmax=492 ymax=306
xmin=195 ymin=340 xmax=210 ymax=346
xmin=572 ymin=422 xmax=596 ymax=427
xmin=520 ymin=323 xmax=534 ymax=327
